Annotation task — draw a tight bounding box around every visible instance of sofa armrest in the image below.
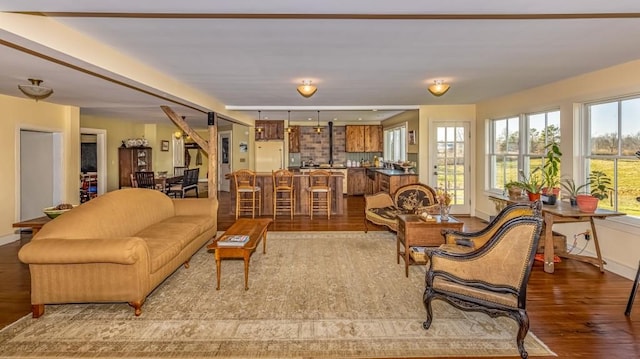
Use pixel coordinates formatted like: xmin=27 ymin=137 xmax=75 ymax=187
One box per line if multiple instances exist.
xmin=18 ymin=237 xmax=148 ymax=265
xmin=364 ymin=192 xmax=394 ymax=210
xmin=172 ymin=198 xmax=218 ymax=217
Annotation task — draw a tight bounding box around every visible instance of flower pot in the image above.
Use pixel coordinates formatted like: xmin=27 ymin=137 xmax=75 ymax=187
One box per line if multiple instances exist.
xmin=569 ymin=197 xmax=578 ymax=207
xmin=527 ymin=192 xmax=541 ymax=201
xmin=576 ymin=194 xmax=599 ymax=213
xmin=542 ymin=194 xmax=557 ymax=205
xmin=508 ymin=187 xmax=523 ymax=200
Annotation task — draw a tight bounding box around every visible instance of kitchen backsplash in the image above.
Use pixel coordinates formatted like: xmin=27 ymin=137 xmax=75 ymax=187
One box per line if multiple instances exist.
xmin=291 ymin=125 xmax=382 ymax=166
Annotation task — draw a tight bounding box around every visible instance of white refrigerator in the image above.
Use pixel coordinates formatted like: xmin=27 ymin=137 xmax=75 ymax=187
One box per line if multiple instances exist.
xmin=255 ymin=141 xmax=284 ymax=172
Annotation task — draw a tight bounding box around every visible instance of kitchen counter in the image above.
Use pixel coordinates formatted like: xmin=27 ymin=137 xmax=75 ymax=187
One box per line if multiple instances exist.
xmin=226 ymin=172 xmax=344 ymax=216
xmin=368 ymin=168 xmax=417 ymax=176
xmin=365 ymin=168 xmax=419 ymax=195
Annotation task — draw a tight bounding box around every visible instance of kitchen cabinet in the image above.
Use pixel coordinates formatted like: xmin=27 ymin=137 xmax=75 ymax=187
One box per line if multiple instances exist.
xmin=288 ymin=126 xmax=300 ymax=153
xmin=118 ymin=147 xmax=152 ymax=188
xmin=345 ymin=125 xmax=383 ymax=152
xmin=365 ymin=168 xmax=418 ymax=195
xmin=255 ymin=120 xmax=285 ymax=140
xmin=347 ymin=168 xmax=367 ymax=195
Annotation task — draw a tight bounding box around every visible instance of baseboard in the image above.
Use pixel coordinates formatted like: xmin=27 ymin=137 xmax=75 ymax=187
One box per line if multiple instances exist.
xmin=568 ymin=248 xmax=639 ymax=280
xmin=0 ymin=233 xmax=20 ymax=247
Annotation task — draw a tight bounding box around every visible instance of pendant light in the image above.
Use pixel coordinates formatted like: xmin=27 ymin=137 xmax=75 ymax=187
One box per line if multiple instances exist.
xmin=255 ymin=110 xmax=264 ymax=133
xmin=313 ymin=110 xmax=323 ymax=133
xmin=285 ymin=110 xmax=294 ymax=133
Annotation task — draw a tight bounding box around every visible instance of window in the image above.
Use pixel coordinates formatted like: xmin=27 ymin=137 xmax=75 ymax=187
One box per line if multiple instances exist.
xmin=384 ymin=124 xmax=406 ymax=163
xmin=487 ymin=110 xmax=560 ymax=191
xmin=585 ymin=96 xmax=640 ymax=217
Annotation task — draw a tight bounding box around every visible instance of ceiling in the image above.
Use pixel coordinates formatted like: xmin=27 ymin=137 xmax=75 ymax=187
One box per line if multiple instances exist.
xmin=2 ymin=1 xmax=640 ymax=129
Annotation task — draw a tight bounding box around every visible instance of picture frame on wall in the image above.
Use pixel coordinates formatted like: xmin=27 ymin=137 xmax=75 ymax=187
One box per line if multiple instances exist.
xmin=161 ymin=140 xmax=170 ymax=151
xmin=408 ymin=130 xmax=416 ymax=145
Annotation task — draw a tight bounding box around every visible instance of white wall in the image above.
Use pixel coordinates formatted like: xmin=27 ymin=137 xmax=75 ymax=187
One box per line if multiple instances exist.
xmin=20 ymin=130 xmax=54 ymax=220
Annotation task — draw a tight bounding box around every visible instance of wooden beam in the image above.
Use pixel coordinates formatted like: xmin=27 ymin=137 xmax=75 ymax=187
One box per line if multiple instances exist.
xmin=208 ymin=113 xmax=218 ymax=200
xmin=161 ymin=106 xmax=208 ymax=152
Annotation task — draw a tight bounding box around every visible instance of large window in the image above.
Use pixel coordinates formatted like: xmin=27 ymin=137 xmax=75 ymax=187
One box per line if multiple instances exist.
xmin=585 ymin=96 xmax=640 ymax=217
xmin=384 ymin=124 xmax=406 ymax=163
xmin=487 ymin=110 xmax=560 ymax=191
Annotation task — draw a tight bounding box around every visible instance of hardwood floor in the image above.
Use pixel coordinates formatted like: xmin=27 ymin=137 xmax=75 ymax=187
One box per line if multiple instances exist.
xmin=2 ymin=192 xmax=639 ymax=358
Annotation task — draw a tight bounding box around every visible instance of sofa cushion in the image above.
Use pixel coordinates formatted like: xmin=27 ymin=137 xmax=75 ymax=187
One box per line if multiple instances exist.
xmin=368 ymin=205 xmax=404 ymax=220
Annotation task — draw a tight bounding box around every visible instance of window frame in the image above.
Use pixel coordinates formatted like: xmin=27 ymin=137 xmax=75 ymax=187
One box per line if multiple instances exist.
xmin=383 ymin=123 xmax=407 ymax=163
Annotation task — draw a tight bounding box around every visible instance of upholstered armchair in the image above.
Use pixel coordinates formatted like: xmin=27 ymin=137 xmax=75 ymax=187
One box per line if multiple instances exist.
xmin=423 ymin=215 xmax=543 ymax=359
xmin=440 ymin=201 xmax=541 ymax=251
xmin=364 ymin=183 xmax=439 ymax=232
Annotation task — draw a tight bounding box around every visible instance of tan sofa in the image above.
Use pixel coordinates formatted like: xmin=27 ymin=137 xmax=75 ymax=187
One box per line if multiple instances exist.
xmin=18 ymin=188 xmax=218 ymax=317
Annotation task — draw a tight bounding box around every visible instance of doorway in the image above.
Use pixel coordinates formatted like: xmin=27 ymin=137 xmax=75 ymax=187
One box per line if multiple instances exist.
xmin=19 ymin=130 xmax=60 ymax=220
xmin=218 ymin=130 xmax=232 ymax=192
xmin=430 ymin=122 xmax=471 ymax=214
xmin=80 ymin=128 xmax=107 ymax=196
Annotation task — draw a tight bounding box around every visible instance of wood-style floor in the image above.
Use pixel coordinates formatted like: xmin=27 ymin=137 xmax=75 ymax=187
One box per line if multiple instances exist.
xmin=1 ymin=192 xmax=639 ymax=358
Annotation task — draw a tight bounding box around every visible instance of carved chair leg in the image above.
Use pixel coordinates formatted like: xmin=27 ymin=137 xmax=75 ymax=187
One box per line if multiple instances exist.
xmin=422 ymin=289 xmax=434 ymax=330
xmin=32 ymin=304 xmax=45 ymax=318
xmin=184 ymin=260 xmax=190 ymax=269
xmin=515 ymin=309 xmax=530 ymax=359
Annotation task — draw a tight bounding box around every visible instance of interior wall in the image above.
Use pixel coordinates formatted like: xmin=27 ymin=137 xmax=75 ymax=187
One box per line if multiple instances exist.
xmin=0 ymin=94 xmax=80 ymax=244
xmin=475 ymin=59 xmax=640 ymax=279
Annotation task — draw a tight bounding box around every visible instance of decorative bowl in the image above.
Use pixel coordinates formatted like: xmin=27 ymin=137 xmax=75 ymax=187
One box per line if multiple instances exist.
xmin=43 ymin=205 xmax=78 ymax=219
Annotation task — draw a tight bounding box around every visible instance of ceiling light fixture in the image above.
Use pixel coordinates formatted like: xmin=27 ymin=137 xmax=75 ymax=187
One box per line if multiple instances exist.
xmin=255 ymin=110 xmax=264 ymax=133
xmin=297 ymin=80 xmax=317 ymax=98
xmin=313 ymin=111 xmax=323 ymax=133
xmin=428 ymin=80 xmax=450 ymax=97
xmin=18 ymin=78 xmax=54 ymax=101
xmin=285 ymin=111 xmax=294 ymax=133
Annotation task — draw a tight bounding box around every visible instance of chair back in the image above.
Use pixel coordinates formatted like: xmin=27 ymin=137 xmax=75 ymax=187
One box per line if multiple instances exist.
xmin=182 ymin=168 xmax=200 ymax=188
xmin=393 ymin=183 xmax=438 ymax=213
xmin=273 ymin=169 xmax=294 ymax=191
xmin=174 ymin=166 xmax=188 ymax=176
xmin=309 ymin=170 xmax=331 ymax=190
xmin=135 ymin=171 xmax=156 ymax=189
xmin=233 ymin=169 xmax=258 ymax=191
xmin=129 ymin=173 xmax=138 ymax=188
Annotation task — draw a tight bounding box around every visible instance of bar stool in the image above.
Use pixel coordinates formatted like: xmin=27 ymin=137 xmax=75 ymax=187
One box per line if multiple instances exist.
xmin=272 ymin=169 xmax=295 ymax=220
xmin=308 ymin=170 xmax=331 ymax=219
xmin=232 ymin=169 xmax=261 ymax=219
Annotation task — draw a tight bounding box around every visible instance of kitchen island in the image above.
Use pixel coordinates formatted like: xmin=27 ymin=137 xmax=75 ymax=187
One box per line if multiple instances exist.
xmin=227 ymin=171 xmax=344 ymax=217
xmin=366 ymin=168 xmax=419 ymax=195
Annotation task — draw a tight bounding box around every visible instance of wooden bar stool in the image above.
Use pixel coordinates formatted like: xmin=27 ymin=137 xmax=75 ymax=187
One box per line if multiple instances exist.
xmin=272 ymin=169 xmax=295 ymax=220
xmin=308 ymin=170 xmax=331 ymax=219
xmin=232 ymin=169 xmax=261 ymax=219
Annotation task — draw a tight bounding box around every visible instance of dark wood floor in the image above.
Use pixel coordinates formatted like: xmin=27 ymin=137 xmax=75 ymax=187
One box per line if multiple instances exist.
xmin=2 ymin=192 xmax=639 ymax=358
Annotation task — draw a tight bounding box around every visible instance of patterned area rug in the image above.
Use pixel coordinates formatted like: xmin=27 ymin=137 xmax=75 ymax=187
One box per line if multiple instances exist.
xmin=0 ymin=231 xmax=554 ymax=358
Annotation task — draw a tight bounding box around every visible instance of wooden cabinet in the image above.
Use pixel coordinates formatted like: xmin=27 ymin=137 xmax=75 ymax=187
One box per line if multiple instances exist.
xmin=345 ymin=125 xmax=365 ymax=152
xmin=365 ymin=169 xmax=418 ymax=195
xmin=118 ymin=147 xmax=152 ymax=188
xmin=365 ymin=125 xmax=383 ymax=152
xmin=255 ymin=120 xmax=284 ymax=140
xmin=347 ymin=168 xmax=367 ymax=195
xmin=288 ymin=126 xmax=300 ymax=153
xmin=345 ymin=125 xmax=382 ymax=152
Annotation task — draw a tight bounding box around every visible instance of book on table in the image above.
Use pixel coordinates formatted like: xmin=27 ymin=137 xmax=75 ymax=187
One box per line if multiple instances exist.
xmin=217 ymin=234 xmax=250 ymax=246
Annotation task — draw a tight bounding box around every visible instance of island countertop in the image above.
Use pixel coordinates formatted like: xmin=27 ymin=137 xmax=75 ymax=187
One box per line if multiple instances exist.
xmin=226 ymin=172 xmax=344 ymax=216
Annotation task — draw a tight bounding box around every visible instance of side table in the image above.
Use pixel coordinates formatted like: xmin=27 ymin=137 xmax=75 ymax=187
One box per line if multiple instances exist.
xmin=12 ymin=216 xmax=51 ymax=236
xmin=397 ymin=214 xmax=464 ymax=277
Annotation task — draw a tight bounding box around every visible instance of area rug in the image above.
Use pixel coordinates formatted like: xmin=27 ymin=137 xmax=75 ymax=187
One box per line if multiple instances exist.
xmin=0 ymin=231 xmax=554 ymax=358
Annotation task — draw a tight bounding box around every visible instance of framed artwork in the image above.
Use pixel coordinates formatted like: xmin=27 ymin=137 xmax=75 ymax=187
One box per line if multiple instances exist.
xmin=161 ymin=140 xmax=170 ymax=151
xmin=408 ymin=130 xmax=416 ymax=145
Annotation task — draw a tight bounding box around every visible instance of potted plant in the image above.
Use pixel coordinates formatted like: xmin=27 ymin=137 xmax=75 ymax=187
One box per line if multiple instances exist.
xmin=505 ymin=181 xmax=523 ymax=200
xmin=560 ymin=177 xmax=589 ymax=207
xmin=542 ymin=141 xmax=562 ymax=199
xmin=575 ymin=171 xmax=614 ymax=213
xmin=513 ymin=168 xmax=546 ymax=201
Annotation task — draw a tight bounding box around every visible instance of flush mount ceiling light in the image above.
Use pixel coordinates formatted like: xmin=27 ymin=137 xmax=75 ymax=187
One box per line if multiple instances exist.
xmin=313 ymin=110 xmax=323 ymax=133
xmin=297 ymin=80 xmax=317 ymax=98
xmin=428 ymin=80 xmax=450 ymax=97
xmin=18 ymin=78 xmax=54 ymax=101
xmin=255 ymin=110 xmax=264 ymax=133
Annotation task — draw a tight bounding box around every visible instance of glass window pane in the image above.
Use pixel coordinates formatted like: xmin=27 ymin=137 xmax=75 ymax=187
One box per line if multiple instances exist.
xmin=586 ymin=159 xmax=615 ymax=210
xmin=616 ymin=158 xmax=640 ymax=216
xmin=590 ymin=102 xmax=618 ymax=155
xmin=506 ymin=117 xmax=519 ymax=154
xmin=494 ymin=119 xmax=506 ymax=154
xmin=528 ymin=113 xmax=546 ymax=154
xmin=621 ymin=98 xmax=640 ymax=156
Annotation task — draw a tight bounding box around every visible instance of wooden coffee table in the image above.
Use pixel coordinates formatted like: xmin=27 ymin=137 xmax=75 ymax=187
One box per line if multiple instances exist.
xmin=396 ymin=214 xmax=464 ymax=277
xmin=207 ymin=218 xmax=272 ymax=290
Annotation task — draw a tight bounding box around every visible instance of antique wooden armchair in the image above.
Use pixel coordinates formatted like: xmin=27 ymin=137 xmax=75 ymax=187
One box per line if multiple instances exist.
xmin=364 ymin=183 xmax=439 ymax=232
xmin=423 ymin=215 xmax=543 ymax=359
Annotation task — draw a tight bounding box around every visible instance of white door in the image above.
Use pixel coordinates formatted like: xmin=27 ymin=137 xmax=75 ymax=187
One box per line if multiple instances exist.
xmin=218 ymin=131 xmax=232 ymax=192
xmin=431 ymin=122 xmax=471 ymax=214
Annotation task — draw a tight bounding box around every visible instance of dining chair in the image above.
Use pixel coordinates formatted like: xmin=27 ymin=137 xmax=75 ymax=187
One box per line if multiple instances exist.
xmin=134 ymin=171 xmax=157 ymax=190
xmin=232 ymin=169 xmax=261 ymax=219
xmin=308 ymin=170 xmax=331 ymax=219
xmin=272 ymin=169 xmax=295 ymax=220
xmin=167 ymin=168 xmax=200 ymax=198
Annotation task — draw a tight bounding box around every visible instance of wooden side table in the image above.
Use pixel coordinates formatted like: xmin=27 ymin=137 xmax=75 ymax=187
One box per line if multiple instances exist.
xmin=12 ymin=216 xmax=51 ymax=236
xmin=396 ymin=214 xmax=464 ymax=277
